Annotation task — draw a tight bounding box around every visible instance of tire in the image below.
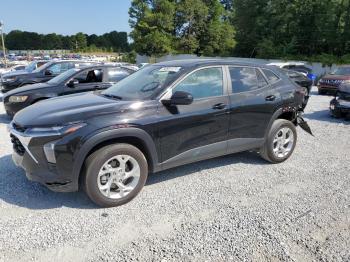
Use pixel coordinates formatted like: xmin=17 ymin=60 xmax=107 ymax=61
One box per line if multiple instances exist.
xmin=260 ymin=119 xmax=297 ymax=163
xmin=318 ymin=89 xmax=326 ymax=95
xmin=83 ymin=143 xmax=148 ymax=207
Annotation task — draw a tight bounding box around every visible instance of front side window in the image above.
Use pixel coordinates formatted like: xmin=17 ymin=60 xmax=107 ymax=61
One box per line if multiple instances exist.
xmin=229 ymin=67 xmax=259 ymax=93
xmin=74 ymin=69 xmax=103 ymax=83
xmin=172 ymin=67 xmax=223 ymax=99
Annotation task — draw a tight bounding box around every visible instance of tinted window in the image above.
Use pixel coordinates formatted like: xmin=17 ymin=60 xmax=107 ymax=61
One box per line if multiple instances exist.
xmin=74 ymin=69 xmax=103 ymax=83
xmin=173 ymin=67 xmax=223 ymax=99
xmin=256 ymin=69 xmax=268 ymax=88
xmin=262 ymin=69 xmax=280 ymax=84
xmin=48 ymin=62 xmax=74 ymax=74
xmin=107 ymin=68 xmax=131 ymax=82
xmin=229 ymin=67 xmax=258 ymax=93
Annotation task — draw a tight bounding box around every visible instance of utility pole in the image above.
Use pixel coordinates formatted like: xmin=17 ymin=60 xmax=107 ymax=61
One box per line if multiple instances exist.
xmin=0 ymin=20 xmax=7 ymax=68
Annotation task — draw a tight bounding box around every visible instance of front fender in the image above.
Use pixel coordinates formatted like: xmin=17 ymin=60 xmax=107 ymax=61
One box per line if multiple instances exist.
xmin=72 ymin=127 xmax=159 ymax=184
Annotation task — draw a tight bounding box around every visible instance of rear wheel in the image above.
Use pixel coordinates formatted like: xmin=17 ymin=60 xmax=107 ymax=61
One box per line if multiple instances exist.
xmin=83 ymin=143 xmax=148 ymax=207
xmin=260 ymin=119 xmax=297 ymax=163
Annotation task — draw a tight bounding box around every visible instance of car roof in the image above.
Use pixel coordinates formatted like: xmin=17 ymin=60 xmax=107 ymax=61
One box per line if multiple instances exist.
xmin=76 ymin=64 xmax=135 ymax=71
xmin=156 ymin=58 xmax=275 ymax=70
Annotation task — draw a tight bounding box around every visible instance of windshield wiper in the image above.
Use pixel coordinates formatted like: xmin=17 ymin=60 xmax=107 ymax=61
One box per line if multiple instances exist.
xmin=102 ymin=93 xmax=123 ymax=100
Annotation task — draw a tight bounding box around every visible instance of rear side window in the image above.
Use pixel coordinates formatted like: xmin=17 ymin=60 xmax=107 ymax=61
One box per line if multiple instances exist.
xmin=256 ymin=69 xmax=268 ymax=88
xmin=107 ymin=68 xmax=131 ymax=82
xmin=229 ymin=67 xmax=260 ymax=93
xmin=173 ymin=67 xmax=223 ymax=99
xmin=262 ymin=69 xmax=280 ymax=84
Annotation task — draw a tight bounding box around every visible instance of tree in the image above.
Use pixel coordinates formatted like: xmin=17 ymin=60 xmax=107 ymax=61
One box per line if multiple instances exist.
xmin=129 ymin=0 xmax=176 ymax=57
xmin=74 ymin=32 xmax=87 ymax=50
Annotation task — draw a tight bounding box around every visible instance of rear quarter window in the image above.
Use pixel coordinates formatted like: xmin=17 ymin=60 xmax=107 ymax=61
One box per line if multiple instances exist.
xmin=262 ymin=69 xmax=280 ymax=84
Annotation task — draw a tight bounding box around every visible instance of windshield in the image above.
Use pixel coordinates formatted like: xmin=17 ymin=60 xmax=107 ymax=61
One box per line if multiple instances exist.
xmin=25 ymin=61 xmax=37 ymax=72
xmin=332 ymin=67 xmax=350 ymax=75
xmin=102 ymin=65 xmax=183 ymax=100
xmin=33 ymin=61 xmax=53 ymax=73
xmin=47 ymin=68 xmax=80 ymax=85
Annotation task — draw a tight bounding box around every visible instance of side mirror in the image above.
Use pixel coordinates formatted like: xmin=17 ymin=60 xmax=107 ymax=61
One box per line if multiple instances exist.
xmin=162 ymin=91 xmax=193 ymax=106
xmin=44 ymin=69 xmax=53 ymax=76
xmin=67 ymin=79 xmax=79 ymax=88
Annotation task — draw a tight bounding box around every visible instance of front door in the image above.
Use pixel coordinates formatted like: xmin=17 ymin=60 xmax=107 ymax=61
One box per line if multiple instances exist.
xmin=158 ymin=66 xmax=230 ymax=168
xmin=62 ymin=68 xmax=105 ymax=95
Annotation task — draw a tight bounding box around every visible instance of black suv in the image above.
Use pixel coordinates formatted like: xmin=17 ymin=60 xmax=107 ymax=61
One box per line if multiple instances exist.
xmin=8 ymin=59 xmax=310 ymax=207
xmin=3 ymin=65 xmax=136 ymax=116
xmin=0 ymin=60 xmax=94 ymax=93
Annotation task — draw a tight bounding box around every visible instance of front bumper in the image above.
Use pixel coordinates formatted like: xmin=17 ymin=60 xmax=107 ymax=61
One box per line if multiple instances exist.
xmin=8 ymin=123 xmax=80 ymax=192
xmin=318 ymin=84 xmax=339 ymax=93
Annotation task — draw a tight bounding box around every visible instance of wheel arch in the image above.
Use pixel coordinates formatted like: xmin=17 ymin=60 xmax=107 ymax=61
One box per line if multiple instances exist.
xmin=72 ymin=128 xmax=159 ymax=186
xmin=264 ymin=108 xmax=298 ymax=139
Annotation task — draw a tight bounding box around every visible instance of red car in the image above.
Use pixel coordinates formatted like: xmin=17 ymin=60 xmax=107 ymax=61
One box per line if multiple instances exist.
xmin=318 ymin=66 xmax=350 ymax=95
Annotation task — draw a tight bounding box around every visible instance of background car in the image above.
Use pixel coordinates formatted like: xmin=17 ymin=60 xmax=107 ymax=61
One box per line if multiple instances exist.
xmin=281 ymin=69 xmax=312 ymax=109
xmin=318 ymin=66 xmax=350 ymax=95
xmin=3 ymin=65 xmax=135 ymax=116
xmin=268 ymin=62 xmax=317 ymax=84
xmin=0 ymin=60 xmax=95 ymax=93
xmin=330 ymin=81 xmax=350 ymax=119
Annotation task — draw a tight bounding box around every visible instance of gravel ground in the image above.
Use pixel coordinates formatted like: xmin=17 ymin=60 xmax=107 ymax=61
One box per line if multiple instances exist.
xmin=0 ymin=87 xmax=349 ymax=262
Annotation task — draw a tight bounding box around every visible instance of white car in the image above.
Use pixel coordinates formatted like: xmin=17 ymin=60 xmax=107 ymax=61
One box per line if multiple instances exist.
xmin=0 ymin=64 xmax=27 ymax=75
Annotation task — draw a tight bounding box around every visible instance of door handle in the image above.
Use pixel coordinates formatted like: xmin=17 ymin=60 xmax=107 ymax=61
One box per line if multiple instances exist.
xmin=265 ymin=95 xmax=276 ymax=101
xmin=212 ymin=103 xmax=227 ymax=110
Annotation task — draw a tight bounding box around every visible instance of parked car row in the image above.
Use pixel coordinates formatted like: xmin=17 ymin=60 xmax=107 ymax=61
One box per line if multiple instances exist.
xmin=5 ymin=58 xmax=312 ymax=207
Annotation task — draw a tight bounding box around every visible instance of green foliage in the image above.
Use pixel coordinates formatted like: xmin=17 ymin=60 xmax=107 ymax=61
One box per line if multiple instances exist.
xmin=4 ymin=30 xmax=129 ymax=52
xmin=129 ymin=0 xmax=175 ymax=57
xmin=129 ymin=0 xmax=235 ymax=57
xmin=123 ymin=50 xmax=137 ymax=63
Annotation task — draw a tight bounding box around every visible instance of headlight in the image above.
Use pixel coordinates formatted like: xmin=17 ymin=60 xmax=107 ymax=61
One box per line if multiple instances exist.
xmin=27 ymin=122 xmax=86 ymax=136
xmin=3 ymin=77 xmax=16 ymax=82
xmin=9 ymin=95 xmax=28 ymax=103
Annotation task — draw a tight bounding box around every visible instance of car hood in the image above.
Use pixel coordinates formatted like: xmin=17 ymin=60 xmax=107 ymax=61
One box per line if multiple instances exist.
xmin=2 ymin=70 xmax=31 ymax=78
xmin=5 ymin=82 xmax=52 ymax=96
xmin=322 ymin=74 xmax=350 ymax=80
xmin=13 ymin=92 xmax=133 ymax=127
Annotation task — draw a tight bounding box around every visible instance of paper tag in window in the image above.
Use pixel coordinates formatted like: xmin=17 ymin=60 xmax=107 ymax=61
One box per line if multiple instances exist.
xmin=159 ymin=67 xmax=181 ymax=72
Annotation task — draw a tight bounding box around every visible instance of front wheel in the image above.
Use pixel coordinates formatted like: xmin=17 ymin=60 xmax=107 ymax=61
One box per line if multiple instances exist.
xmin=260 ymin=119 xmax=297 ymax=163
xmin=83 ymin=143 xmax=148 ymax=207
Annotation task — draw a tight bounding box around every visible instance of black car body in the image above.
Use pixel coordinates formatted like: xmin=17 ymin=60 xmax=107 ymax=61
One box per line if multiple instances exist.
xmin=0 ymin=60 xmax=94 ymax=93
xmin=281 ymin=69 xmax=312 ymax=109
xmin=330 ymin=81 xmax=350 ymax=119
xmin=8 ymin=59 xmax=310 ymax=207
xmin=3 ymin=65 xmax=136 ymax=116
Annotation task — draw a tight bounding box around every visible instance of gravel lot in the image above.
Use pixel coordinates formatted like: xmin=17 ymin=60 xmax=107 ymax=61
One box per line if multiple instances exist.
xmin=0 ymin=87 xmax=349 ymax=262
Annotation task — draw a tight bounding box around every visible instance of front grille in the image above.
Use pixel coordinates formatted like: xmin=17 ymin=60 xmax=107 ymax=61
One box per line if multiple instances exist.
xmin=12 ymin=122 xmax=27 ymax=133
xmin=10 ymin=134 xmax=25 ymax=156
xmin=320 ymin=79 xmax=343 ymax=86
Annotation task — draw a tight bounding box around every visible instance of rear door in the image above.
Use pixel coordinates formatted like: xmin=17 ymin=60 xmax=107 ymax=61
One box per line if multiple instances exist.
xmin=227 ymin=66 xmax=281 ymax=151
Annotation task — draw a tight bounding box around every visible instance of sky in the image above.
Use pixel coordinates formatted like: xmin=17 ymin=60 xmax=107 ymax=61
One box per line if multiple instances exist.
xmin=0 ymin=0 xmax=132 ymax=35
